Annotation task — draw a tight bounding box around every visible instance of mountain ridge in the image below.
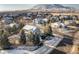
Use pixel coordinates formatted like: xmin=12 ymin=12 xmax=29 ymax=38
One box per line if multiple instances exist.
xmin=32 ymin=4 xmax=75 ymax=10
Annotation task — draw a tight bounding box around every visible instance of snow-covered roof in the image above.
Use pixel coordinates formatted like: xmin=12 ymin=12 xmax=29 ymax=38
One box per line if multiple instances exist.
xmin=1 ymin=20 xmax=5 ymax=23
xmin=3 ymin=17 xmax=13 ymax=20
xmin=23 ymin=16 xmax=31 ymax=20
xmin=23 ymin=25 xmax=37 ymax=31
xmin=9 ymin=23 xmax=19 ymax=28
xmin=8 ymin=35 xmax=20 ymax=39
xmin=42 ymin=18 xmax=48 ymax=22
xmin=9 ymin=23 xmax=15 ymax=27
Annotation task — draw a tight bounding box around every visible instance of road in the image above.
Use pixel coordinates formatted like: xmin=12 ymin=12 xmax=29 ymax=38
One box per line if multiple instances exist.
xmin=0 ymin=36 xmax=62 ymax=54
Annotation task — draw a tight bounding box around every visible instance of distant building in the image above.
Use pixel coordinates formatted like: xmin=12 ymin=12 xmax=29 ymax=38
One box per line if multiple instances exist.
xmin=2 ymin=16 xmax=13 ymax=24
xmin=9 ymin=23 xmax=19 ymax=28
xmin=51 ymin=22 xmax=65 ymax=29
xmin=33 ymin=16 xmax=48 ymax=25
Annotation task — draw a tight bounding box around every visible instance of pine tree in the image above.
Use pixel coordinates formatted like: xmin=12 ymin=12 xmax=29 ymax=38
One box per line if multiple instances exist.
xmin=19 ymin=23 xmax=24 ymax=29
xmin=0 ymin=31 xmax=11 ymax=49
xmin=34 ymin=34 xmax=40 ymax=45
xmin=20 ymin=30 xmax=26 ymax=44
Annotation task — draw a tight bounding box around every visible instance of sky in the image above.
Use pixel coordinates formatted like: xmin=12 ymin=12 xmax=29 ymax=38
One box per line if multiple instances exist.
xmin=0 ymin=4 xmax=35 ymax=11
xmin=0 ymin=4 xmax=79 ymax=11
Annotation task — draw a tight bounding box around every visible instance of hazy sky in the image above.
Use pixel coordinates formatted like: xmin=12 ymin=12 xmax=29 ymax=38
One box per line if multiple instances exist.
xmin=0 ymin=4 xmax=79 ymax=11
xmin=0 ymin=4 xmax=35 ymax=11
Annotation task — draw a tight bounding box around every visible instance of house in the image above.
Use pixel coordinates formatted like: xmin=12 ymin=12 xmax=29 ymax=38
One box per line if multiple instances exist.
xmin=64 ymin=20 xmax=76 ymax=26
xmin=33 ymin=16 xmax=52 ymax=38
xmin=22 ymin=25 xmax=41 ymax=46
xmin=2 ymin=16 xmax=13 ymax=24
xmin=9 ymin=23 xmax=19 ymax=28
xmin=22 ymin=25 xmax=41 ymax=36
xmin=33 ymin=17 xmax=49 ymax=25
xmin=51 ymin=22 xmax=65 ymax=29
xmin=50 ymin=16 xmax=59 ymax=22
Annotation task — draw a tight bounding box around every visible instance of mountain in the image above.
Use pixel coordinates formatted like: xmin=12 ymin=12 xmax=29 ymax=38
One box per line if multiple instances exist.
xmin=32 ymin=4 xmax=75 ymax=11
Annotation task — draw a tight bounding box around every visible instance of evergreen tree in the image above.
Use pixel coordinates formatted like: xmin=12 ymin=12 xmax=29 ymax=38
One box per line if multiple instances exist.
xmin=48 ymin=26 xmax=52 ymax=36
xmin=19 ymin=23 xmax=24 ymax=29
xmin=0 ymin=31 xmax=11 ymax=49
xmin=12 ymin=25 xmax=17 ymax=34
xmin=33 ymin=33 xmax=40 ymax=45
xmin=20 ymin=30 xmax=26 ymax=44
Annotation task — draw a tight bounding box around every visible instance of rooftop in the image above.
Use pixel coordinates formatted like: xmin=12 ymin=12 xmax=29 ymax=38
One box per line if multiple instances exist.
xmin=23 ymin=25 xmax=37 ymax=31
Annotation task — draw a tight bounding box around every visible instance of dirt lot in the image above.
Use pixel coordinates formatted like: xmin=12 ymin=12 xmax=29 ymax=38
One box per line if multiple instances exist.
xmin=50 ymin=36 xmax=73 ymax=54
xmin=50 ymin=30 xmax=79 ymax=54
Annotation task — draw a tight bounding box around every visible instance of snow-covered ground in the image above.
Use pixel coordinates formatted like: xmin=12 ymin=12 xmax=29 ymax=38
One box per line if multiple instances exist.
xmin=0 ymin=37 xmax=62 ymax=54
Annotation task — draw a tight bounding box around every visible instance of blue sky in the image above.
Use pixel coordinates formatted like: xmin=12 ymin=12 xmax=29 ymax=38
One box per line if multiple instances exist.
xmin=0 ymin=4 xmax=79 ymax=11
